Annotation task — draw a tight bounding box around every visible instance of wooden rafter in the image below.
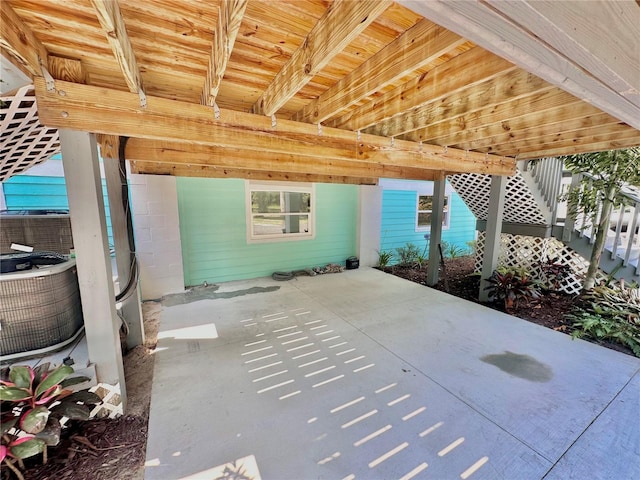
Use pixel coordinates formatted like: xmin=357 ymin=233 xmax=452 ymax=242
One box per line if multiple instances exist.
xmin=91 ymin=0 xmax=143 ymax=94
xmin=124 ymin=139 xmax=444 ymax=181
xmin=327 ymin=47 xmax=516 ymax=132
xmin=369 ymin=68 xmax=551 ymax=139
xmin=399 ymin=0 xmax=640 ymax=130
xmin=0 ymin=1 xmax=48 ymax=77
xmin=48 ymin=56 xmax=86 ymax=84
xmin=34 ymin=78 xmax=514 ymax=176
xmin=201 ymin=0 xmax=248 ymax=106
xmin=292 ymin=19 xmax=466 ymax=124
xmin=251 ymin=0 xmax=392 ymax=116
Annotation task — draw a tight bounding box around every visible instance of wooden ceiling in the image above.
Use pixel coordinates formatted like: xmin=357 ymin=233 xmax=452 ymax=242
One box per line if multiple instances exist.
xmin=2 ymin=0 xmax=639 ymax=184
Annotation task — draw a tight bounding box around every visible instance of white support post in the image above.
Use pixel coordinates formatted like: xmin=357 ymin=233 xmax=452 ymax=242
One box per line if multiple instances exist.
xmin=103 ymin=155 xmax=145 ymax=349
xmin=479 ymin=175 xmax=507 ymax=301
xmin=426 ymin=178 xmax=446 ymax=286
xmin=357 ymin=185 xmax=383 ymax=267
xmin=60 ymin=130 xmax=126 ymax=405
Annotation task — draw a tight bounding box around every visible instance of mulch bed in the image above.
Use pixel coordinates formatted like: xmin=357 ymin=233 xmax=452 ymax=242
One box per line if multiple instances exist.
xmin=379 ymin=256 xmax=634 ymax=356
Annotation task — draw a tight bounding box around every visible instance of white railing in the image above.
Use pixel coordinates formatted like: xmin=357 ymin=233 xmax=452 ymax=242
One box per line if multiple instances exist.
xmin=528 ymin=157 xmax=564 ymax=218
xmin=565 ymin=174 xmax=640 ymax=275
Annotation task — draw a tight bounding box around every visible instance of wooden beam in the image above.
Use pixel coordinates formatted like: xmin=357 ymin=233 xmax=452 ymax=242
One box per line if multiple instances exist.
xmin=97 ymin=134 xmax=120 ymax=159
xmin=131 ymin=161 xmax=379 ymax=185
xmin=201 ymin=0 xmax=247 ymax=106
xmin=367 ymin=67 xmax=551 ymax=138
xmin=124 ymin=139 xmax=444 ymax=182
xmin=292 ymin=19 xmax=466 ymax=124
xmin=398 ymin=0 xmax=640 ymax=130
xmin=0 ymin=1 xmax=48 ymax=77
xmin=34 ymin=78 xmax=515 ymax=176
xmin=251 ymin=0 xmax=392 ymax=116
xmin=91 ymin=0 xmax=143 ymax=93
xmin=327 ymin=47 xmax=516 ymax=132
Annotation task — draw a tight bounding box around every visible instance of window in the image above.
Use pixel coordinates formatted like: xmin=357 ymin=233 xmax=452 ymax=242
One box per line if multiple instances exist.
xmin=416 ymin=194 xmax=449 ymax=231
xmin=246 ymin=182 xmax=315 ymax=242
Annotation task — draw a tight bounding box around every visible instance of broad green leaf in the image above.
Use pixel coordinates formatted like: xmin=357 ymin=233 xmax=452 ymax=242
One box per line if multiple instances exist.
xmin=9 ymin=437 xmax=45 ymax=459
xmin=35 ymin=365 xmax=73 ymax=398
xmin=9 ymin=366 xmax=33 ymax=390
xmin=20 ymin=406 xmax=50 ymax=434
xmin=1 ymin=417 xmax=18 ymax=435
xmin=63 ymin=391 xmax=102 ymax=405
xmin=59 ymin=376 xmax=91 ymax=389
xmin=33 ymin=363 xmax=50 ymax=384
xmin=35 ymin=417 xmax=61 ymax=446
xmin=0 ymin=386 xmax=31 ymax=402
xmin=50 ymin=402 xmax=90 ymax=420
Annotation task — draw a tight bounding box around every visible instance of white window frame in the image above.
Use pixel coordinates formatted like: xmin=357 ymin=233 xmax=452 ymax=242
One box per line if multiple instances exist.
xmin=245 ymin=181 xmax=316 ymax=243
xmin=415 ymin=192 xmax=451 ymax=232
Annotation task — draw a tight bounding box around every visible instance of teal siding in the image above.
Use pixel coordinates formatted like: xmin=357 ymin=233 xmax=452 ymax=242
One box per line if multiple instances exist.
xmin=177 ymin=178 xmax=358 ymax=285
xmin=380 ymin=186 xmax=476 ymax=260
xmin=3 ymin=175 xmax=114 ymax=248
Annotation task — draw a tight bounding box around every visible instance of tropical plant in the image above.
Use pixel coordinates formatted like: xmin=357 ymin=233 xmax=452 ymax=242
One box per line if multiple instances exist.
xmin=568 ymin=282 xmax=640 ymax=356
xmin=559 ymin=147 xmax=640 ymax=290
xmin=539 ymin=256 xmax=572 ymax=291
xmin=0 ymin=363 xmax=101 ymax=480
xmin=443 ymin=242 xmax=467 ymax=259
xmin=376 ymin=250 xmax=393 ymax=268
xmin=395 ymin=243 xmax=421 ymax=267
xmin=483 ymin=267 xmax=542 ymax=311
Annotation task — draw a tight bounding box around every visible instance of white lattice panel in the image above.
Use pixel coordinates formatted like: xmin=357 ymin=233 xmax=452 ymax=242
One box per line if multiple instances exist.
xmin=450 ymin=171 xmax=548 ymax=224
xmin=90 ymin=382 xmax=124 ymax=419
xmin=475 ymin=232 xmax=605 ymax=295
xmin=1 ymin=85 xmax=60 ymax=181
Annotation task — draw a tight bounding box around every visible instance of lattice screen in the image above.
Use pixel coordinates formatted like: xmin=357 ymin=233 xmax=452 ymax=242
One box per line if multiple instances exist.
xmin=1 ymin=85 xmax=60 ymax=181
xmin=450 ymin=171 xmax=549 ymax=224
xmin=475 ymin=231 xmax=606 ymax=295
xmin=90 ymin=382 xmax=124 ymax=419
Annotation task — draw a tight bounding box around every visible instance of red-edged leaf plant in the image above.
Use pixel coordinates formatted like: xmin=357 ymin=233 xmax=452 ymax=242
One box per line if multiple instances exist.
xmin=0 ymin=363 xmax=102 ymax=479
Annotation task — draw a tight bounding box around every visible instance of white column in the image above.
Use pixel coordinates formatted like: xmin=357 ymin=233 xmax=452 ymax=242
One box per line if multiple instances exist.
xmin=357 ymin=185 xmax=383 ymax=267
xmin=479 ymin=175 xmax=507 ymax=301
xmin=426 ymin=178 xmax=446 ymax=286
xmin=60 ymin=130 xmax=126 ymax=405
xmin=103 ymin=155 xmax=145 ymax=349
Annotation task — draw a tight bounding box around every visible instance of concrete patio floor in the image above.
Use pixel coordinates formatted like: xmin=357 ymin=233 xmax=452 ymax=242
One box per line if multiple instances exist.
xmin=145 ymin=268 xmax=640 ymax=480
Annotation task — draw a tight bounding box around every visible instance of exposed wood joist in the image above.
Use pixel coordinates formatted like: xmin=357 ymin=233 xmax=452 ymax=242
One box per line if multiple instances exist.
xmin=123 ymin=138 xmax=445 ymax=181
xmin=201 ymin=0 xmax=248 ymax=106
xmin=0 ymin=1 xmax=48 ymax=78
xmin=370 ymin=68 xmax=551 ymax=139
xmin=251 ymin=0 xmax=392 ymax=116
xmin=131 ymin=161 xmax=379 ymax=185
xmin=91 ymin=0 xmax=143 ymax=94
xmin=34 ymin=78 xmax=515 ymax=176
xmin=48 ymin=56 xmax=86 ymax=84
xmin=399 ymin=0 xmax=640 ymax=130
xmin=292 ymin=19 xmax=466 ymax=124
xmin=327 ymin=47 xmax=516 ymax=132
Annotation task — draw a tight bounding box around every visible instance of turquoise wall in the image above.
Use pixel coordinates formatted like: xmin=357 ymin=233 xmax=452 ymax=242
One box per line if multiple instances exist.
xmin=2 ymin=163 xmax=114 ymax=248
xmin=177 ymin=178 xmax=358 ymax=286
xmin=380 ymin=187 xmax=476 ymax=260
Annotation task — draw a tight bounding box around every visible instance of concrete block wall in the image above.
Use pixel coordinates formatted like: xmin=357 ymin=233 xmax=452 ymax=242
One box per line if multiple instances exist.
xmin=129 ymin=174 xmax=185 ymax=300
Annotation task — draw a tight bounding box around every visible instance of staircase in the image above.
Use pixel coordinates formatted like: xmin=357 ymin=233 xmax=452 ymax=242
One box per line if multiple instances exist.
xmin=449 ymin=158 xmax=640 ymax=294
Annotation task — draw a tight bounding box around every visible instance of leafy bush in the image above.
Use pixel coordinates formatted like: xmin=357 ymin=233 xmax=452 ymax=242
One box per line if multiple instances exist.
xmin=376 ymin=250 xmax=393 ymax=268
xmin=568 ymin=283 xmax=640 ymax=356
xmin=539 ymin=256 xmax=572 ymax=291
xmin=483 ymin=267 xmax=542 ymax=311
xmin=0 ymin=363 xmax=101 ymax=480
xmin=395 ymin=243 xmax=421 ymax=267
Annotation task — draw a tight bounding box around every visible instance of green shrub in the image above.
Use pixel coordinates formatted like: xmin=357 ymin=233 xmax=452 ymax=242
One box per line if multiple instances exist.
xmin=395 ymin=243 xmax=421 ymax=267
xmin=483 ymin=267 xmax=541 ymax=311
xmin=376 ymin=250 xmax=393 ymax=268
xmin=568 ymin=283 xmax=640 ymax=356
